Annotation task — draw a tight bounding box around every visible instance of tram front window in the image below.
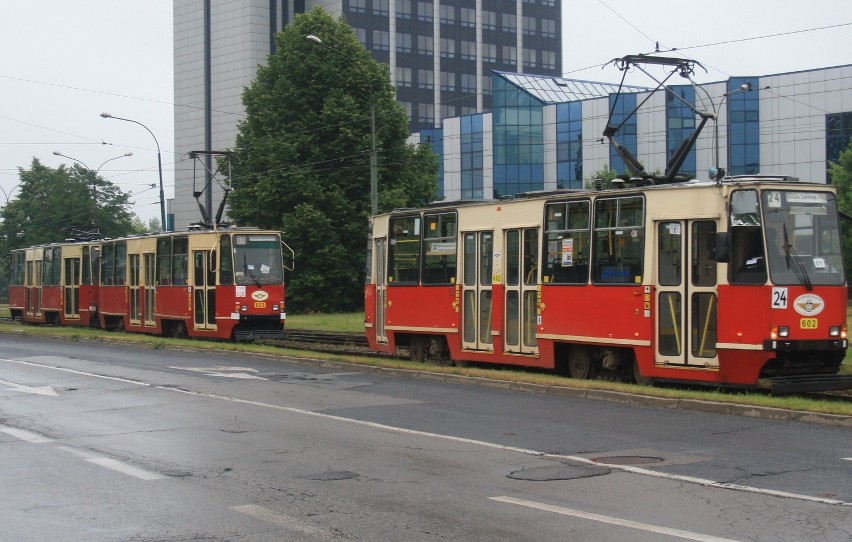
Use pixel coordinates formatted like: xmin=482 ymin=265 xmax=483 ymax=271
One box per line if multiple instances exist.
xmin=761 ymin=190 xmax=844 ymax=287
xmin=233 ymin=235 xmax=285 ymax=286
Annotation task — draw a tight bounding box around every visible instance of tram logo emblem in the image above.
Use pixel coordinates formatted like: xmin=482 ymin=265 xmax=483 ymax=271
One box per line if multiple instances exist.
xmin=252 ymin=291 xmax=269 ymax=302
xmin=793 ymin=294 xmax=824 ymax=316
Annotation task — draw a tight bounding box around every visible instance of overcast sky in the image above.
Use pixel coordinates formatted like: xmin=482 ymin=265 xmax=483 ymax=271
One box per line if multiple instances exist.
xmin=1 ymin=1 xmax=851 ymax=222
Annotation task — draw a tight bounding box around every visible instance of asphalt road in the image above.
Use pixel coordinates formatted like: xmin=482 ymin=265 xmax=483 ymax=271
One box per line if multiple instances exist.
xmin=0 ymin=334 xmax=850 ymax=541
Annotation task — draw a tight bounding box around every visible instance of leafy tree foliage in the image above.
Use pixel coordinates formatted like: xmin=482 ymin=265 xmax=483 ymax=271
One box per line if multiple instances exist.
xmin=0 ymin=158 xmax=137 ymax=300
xmin=828 ymin=140 xmax=852 ymax=276
xmin=227 ymin=8 xmax=439 ymax=312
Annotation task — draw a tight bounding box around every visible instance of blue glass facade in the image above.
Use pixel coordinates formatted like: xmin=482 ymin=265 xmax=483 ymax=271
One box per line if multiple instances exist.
xmin=420 ymin=129 xmax=444 ymax=198
xmin=460 ymin=114 xmax=485 ymax=199
xmin=826 ymin=112 xmax=852 ymax=179
xmin=607 ymin=93 xmax=638 ymax=175
xmin=666 ymin=85 xmax=696 ymax=178
xmin=556 ymin=101 xmax=583 ymax=188
xmin=727 ymin=77 xmax=760 ymax=175
xmin=492 ymin=75 xmax=545 ymax=197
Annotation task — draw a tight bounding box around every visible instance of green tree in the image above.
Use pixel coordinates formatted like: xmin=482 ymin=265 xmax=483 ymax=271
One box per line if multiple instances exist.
xmin=227 ymin=8 xmax=438 ymax=312
xmin=828 ymin=140 xmax=852 ymax=276
xmin=0 ymin=157 xmax=138 ymax=301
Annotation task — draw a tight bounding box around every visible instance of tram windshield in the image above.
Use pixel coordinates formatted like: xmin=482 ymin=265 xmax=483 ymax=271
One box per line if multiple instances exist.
xmin=761 ymin=190 xmax=845 ymax=287
xmin=232 ymin=234 xmax=285 ymax=286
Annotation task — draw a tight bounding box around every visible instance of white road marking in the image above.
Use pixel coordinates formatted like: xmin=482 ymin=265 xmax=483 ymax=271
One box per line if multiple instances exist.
xmin=4 ymin=357 xmax=850 ymax=506
xmin=843 ymin=457 xmax=852 ymax=461
xmin=231 ymin=504 xmax=336 ymax=540
xmin=168 ymin=366 xmax=268 ymax=380
xmin=0 ymin=425 xmax=53 ymax=443
xmin=0 ymin=357 xmax=150 ymax=386
xmin=490 ymin=496 xmax=741 ymax=542
xmin=58 ymin=446 xmax=165 ymax=480
xmin=0 ymin=378 xmax=57 ymax=396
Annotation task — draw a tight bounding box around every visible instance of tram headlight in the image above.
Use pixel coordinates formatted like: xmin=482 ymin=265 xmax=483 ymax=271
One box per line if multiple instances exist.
xmin=829 ymin=325 xmax=846 ymax=338
xmin=770 ymin=325 xmax=789 ymax=340
xmin=778 ymin=326 xmax=789 ymax=338
xmin=241 ymin=305 xmax=248 ymax=312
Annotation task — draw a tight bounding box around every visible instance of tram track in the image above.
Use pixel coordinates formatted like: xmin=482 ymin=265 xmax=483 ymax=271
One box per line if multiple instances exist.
xmin=0 ymin=316 xmax=849 ymax=402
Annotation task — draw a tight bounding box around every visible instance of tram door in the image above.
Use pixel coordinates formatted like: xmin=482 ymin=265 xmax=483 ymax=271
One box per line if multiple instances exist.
xmin=144 ymin=253 xmax=156 ymax=326
xmin=192 ymin=250 xmax=217 ymax=331
xmin=374 ymin=238 xmax=387 ymax=344
xmin=26 ymin=255 xmax=42 ymax=318
xmin=129 ymin=254 xmax=142 ymax=326
xmin=63 ymin=255 xmax=81 ymax=319
xmin=461 ymin=231 xmax=494 ymax=351
xmin=504 ymin=228 xmax=539 ymax=355
xmin=655 ymin=220 xmax=719 ymax=368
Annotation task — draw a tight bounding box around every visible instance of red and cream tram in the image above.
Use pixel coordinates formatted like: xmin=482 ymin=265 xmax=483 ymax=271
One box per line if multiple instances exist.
xmin=365 ymin=176 xmax=850 ymax=392
xmin=8 ymin=227 xmax=293 ymax=341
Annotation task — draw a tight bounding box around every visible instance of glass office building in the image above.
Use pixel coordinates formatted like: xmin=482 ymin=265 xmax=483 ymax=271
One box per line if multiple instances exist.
xmin=433 ymin=65 xmax=852 ymax=201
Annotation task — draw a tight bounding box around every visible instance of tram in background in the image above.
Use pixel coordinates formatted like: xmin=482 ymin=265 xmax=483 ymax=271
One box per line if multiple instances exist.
xmin=8 ymin=227 xmax=294 ymax=341
xmin=364 ymin=176 xmax=851 ymax=392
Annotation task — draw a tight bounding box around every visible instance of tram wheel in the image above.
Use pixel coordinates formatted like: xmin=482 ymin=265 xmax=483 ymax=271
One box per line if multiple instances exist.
xmin=632 ymin=358 xmax=653 ymax=386
xmin=568 ymin=346 xmax=592 ymax=380
xmin=409 ymin=336 xmax=426 ymax=362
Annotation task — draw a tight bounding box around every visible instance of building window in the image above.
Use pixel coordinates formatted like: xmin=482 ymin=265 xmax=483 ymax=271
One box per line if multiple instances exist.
xmin=439 ymin=4 xmax=454 ymax=24
xmin=482 ymin=43 xmax=497 ymax=63
xmin=501 ymin=13 xmax=517 ymax=32
xmin=372 ymin=30 xmax=389 ymax=51
xmin=461 ymin=73 xmax=477 ymax=94
xmin=727 ymin=77 xmax=760 ymax=175
xmin=417 ymin=1 xmax=433 ymax=22
xmin=502 ymin=45 xmax=516 ymax=65
xmin=355 ymin=28 xmax=367 ymax=46
xmin=461 ymin=115 xmax=485 ymax=199
xmin=396 ymin=67 xmax=412 ymax=88
xmin=482 ymin=76 xmax=492 ymax=96
xmin=372 ymin=0 xmax=389 ymax=15
xmin=397 ymin=32 xmax=412 ymax=53
xmin=666 ymin=85 xmax=697 ymax=178
xmin=482 ymin=10 xmax=497 ymax=30
xmin=541 ymin=50 xmax=556 ymax=70
xmin=418 ymin=69 xmax=434 ymax=89
xmin=400 ymin=101 xmax=413 ymax=117
xmin=440 ymin=71 xmax=456 ymax=92
xmin=522 ymin=16 xmax=536 ymax=36
xmin=556 ymin=101 xmax=583 ymax=188
xmin=350 ymin=0 xmax=367 ymax=14
xmin=440 ymin=38 xmax=455 ymax=59
xmin=460 ymin=40 xmax=476 ymax=61
xmin=542 ymin=0 xmax=555 ymax=6
xmin=441 ymin=104 xmax=457 ymax=119
xmin=523 ymin=49 xmax=537 ymax=69
xmin=418 ymin=103 xmax=435 ymax=124
xmin=397 ymin=0 xmax=412 ymax=18
xmin=417 ymin=35 xmax=433 ymax=55
xmin=460 ymin=7 xmax=475 ymax=28
xmin=608 ymin=93 xmax=638 ymax=176
xmin=541 ymin=18 xmax=556 ymax=38
xmin=826 ymin=112 xmax=852 ymax=179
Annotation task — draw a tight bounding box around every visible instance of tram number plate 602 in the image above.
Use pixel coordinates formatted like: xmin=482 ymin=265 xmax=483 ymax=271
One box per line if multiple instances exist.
xmin=254 ymin=301 xmax=267 ymax=309
xmin=800 ymin=318 xmax=818 ymax=329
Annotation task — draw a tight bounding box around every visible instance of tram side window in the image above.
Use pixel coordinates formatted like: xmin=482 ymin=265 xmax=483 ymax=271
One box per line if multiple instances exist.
xmin=101 ymin=243 xmax=115 ymax=285
xmin=422 ymin=212 xmax=457 ymax=284
xmin=592 ymin=196 xmax=645 ymax=284
xmin=729 ymin=190 xmax=767 ymax=284
xmin=219 ymin=234 xmax=234 ymax=285
xmin=42 ymin=248 xmax=55 ymax=286
xmin=172 ymin=236 xmax=189 ymax=286
xmin=388 ymin=216 xmax=421 ymax=284
xmin=10 ymin=252 xmax=24 ymax=285
xmin=114 ymin=242 xmax=127 ymax=286
xmin=544 ymin=201 xmax=590 ymax=284
xmin=82 ymin=247 xmax=91 ymax=285
xmin=156 ymin=238 xmax=171 ymax=285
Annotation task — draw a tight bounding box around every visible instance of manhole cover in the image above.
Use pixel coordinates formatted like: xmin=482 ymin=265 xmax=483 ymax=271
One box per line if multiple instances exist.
xmin=591 ymin=455 xmax=663 ymax=465
xmin=299 ymin=471 xmax=360 ymax=481
xmin=508 ymin=464 xmax=610 ymax=481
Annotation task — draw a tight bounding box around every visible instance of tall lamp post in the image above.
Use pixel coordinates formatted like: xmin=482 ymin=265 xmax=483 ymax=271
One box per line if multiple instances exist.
xmin=305 ymin=34 xmax=378 ymax=216
xmin=100 ymin=113 xmax=167 ymax=229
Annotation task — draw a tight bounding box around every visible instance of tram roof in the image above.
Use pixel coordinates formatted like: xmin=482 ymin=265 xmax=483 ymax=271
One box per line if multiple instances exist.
xmin=494 ymin=71 xmax=650 ymax=105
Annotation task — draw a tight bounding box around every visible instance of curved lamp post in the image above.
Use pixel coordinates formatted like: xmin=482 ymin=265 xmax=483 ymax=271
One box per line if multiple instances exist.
xmin=53 ymin=151 xmax=133 ymax=222
xmin=710 ymin=82 xmax=753 ymax=180
xmin=1 ymin=183 xmax=21 ymax=204
xmin=100 ymin=112 xmax=167 ymax=229
xmin=305 ymin=34 xmax=378 ymax=216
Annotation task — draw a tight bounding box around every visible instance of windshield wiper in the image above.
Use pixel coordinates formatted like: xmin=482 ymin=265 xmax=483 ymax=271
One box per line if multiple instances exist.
xmin=243 ymin=254 xmax=262 ymax=287
xmin=783 ymin=224 xmax=812 ymax=291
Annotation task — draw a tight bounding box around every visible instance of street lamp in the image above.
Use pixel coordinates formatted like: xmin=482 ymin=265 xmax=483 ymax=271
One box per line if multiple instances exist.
xmin=305 ymin=34 xmax=378 ymax=216
xmin=100 ymin=112 xmax=167 ymax=229
xmin=1 ymin=183 xmax=21 ymax=204
xmin=52 ymin=151 xmax=133 ymax=175
xmin=710 ymin=82 xmax=753 ymax=181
